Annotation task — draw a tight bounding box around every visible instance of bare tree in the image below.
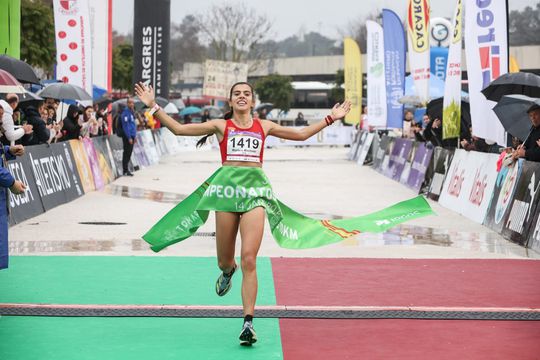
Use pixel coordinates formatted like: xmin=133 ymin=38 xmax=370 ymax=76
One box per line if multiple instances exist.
xmin=197 ymin=2 xmax=274 ymax=66
xmin=338 ymin=10 xmax=382 ymax=53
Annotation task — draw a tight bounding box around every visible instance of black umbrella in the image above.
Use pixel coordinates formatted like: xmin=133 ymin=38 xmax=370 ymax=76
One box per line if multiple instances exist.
xmin=37 ymin=82 xmax=92 ymax=101
xmin=0 ymin=55 xmax=41 ymax=84
xmin=492 ymin=94 xmax=540 ymax=142
xmin=426 ymin=97 xmax=471 ymax=128
xmin=481 ymin=72 xmax=540 ymax=102
xmin=17 ymin=91 xmax=44 ymax=109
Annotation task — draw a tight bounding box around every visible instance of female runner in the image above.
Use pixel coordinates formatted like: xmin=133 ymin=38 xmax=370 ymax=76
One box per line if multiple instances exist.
xmin=135 ymin=81 xmax=351 ymax=345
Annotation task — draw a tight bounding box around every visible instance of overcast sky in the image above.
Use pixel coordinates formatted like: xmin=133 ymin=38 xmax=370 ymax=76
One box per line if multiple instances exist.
xmin=113 ymin=0 xmax=536 ymax=41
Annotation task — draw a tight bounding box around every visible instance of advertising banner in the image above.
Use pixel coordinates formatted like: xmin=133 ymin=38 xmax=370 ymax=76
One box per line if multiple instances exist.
xmin=159 ymin=127 xmax=180 ymax=154
xmin=50 ymin=142 xmax=84 ymax=202
xmin=464 ymin=0 xmax=508 ymax=145
xmin=139 ymin=130 xmax=160 ymax=165
xmin=7 ymin=156 xmax=44 ymax=224
xmin=90 ymin=136 xmax=115 ymax=184
xmin=357 ymin=133 xmax=375 ymax=166
xmin=82 ymin=138 xmax=104 ymax=190
xmin=439 ymin=149 xmax=499 ymax=223
xmin=26 ymin=144 xmax=71 ymax=211
xmin=500 ymin=161 xmax=540 ymax=245
xmin=442 ymin=0 xmax=463 ymax=140
xmin=385 ymin=138 xmax=413 ymax=181
xmin=107 ymin=135 xmax=127 ymax=177
xmin=69 ymin=139 xmax=95 ymax=193
xmin=383 ymin=9 xmax=406 ymax=129
xmin=202 ymin=60 xmax=248 ymax=99
xmin=406 ymin=142 xmax=434 ymax=193
xmin=427 ymin=147 xmax=454 ymax=201
xmin=483 ymin=160 xmax=524 ymax=234
xmin=343 ymin=38 xmax=362 ymax=125
xmin=430 ymin=47 xmax=449 ymax=81
xmin=133 ymin=135 xmax=150 ymax=168
xmin=407 ymin=0 xmax=431 ymax=104
xmin=366 ymin=20 xmax=387 ymax=127
xmin=53 ymin=0 xmax=93 ymax=96
xmin=133 ymin=0 xmax=171 ymax=98
xmin=373 ymin=135 xmax=391 ymax=172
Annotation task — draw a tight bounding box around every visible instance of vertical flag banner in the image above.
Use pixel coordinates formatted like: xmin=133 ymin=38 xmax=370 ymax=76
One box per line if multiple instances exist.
xmin=366 ymin=20 xmax=387 ymax=127
xmin=88 ymin=0 xmax=112 ymax=91
xmin=133 ymin=0 xmax=171 ymax=99
xmin=430 ymin=47 xmax=449 ymax=81
xmin=0 ymin=0 xmax=20 ymax=58
xmin=465 ymin=0 xmax=508 ymax=146
xmin=202 ymin=60 xmax=248 ymax=99
xmin=343 ymin=38 xmax=362 ymax=125
xmin=383 ymin=9 xmax=406 ymax=129
xmin=442 ymin=0 xmax=463 ymax=140
xmin=53 ymin=0 xmax=93 ymax=96
xmin=407 ymin=0 xmax=431 ymax=105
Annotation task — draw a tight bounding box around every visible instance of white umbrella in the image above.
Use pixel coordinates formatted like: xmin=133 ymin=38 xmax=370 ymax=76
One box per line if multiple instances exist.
xmin=163 ymin=102 xmax=179 ymax=114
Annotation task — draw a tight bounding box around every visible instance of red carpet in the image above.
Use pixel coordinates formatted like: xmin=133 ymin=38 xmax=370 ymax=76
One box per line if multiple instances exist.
xmin=271 ymin=258 xmax=540 ymax=308
xmin=279 ymin=319 xmax=540 ymax=360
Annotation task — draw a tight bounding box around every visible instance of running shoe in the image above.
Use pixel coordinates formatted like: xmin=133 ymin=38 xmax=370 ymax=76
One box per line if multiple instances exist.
xmin=215 ymin=265 xmax=236 ymax=296
xmin=239 ymin=321 xmax=258 ymax=346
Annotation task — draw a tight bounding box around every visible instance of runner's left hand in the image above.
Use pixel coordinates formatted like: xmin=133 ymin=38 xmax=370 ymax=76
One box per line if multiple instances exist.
xmin=331 ymin=100 xmax=352 ymax=120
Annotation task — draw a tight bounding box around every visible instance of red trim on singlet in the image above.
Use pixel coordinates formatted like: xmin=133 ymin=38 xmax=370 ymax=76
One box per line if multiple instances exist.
xmin=219 ymin=118 xmax=265 ymax=164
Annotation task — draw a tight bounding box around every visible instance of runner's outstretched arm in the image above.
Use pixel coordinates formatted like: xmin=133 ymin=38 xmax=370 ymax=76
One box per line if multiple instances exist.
xmin=134 ymin=82 xmax=221 ymax=137
xmin=266 ymin=101 xmax=351 ymax=141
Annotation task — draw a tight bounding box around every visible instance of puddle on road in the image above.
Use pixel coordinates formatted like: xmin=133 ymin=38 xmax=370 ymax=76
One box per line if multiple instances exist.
xmin=102 ymin=184 xmax=187 ymax=203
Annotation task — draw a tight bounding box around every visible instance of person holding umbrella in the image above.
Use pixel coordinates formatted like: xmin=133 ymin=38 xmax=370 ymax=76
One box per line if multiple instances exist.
xmin=512 ymin=104 xmax=540 ymax=162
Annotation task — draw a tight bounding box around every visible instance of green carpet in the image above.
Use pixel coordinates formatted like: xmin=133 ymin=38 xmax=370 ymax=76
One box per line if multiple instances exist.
xmin=0 ymin=317 xmax=283 ymax=360
xmin=0 ymin=256 xmax=283 ymax=359
xmin=0 ymin=256 xmax=276 ymax=305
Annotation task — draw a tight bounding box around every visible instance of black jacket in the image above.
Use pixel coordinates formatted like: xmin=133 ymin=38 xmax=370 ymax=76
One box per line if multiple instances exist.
xmin=524 ymin=125 xmax=540 ymax=162
xmin=22 ymin=106 xmax=50 ymax=146
xmin=61 ymin=105 xmax=82 ymax=141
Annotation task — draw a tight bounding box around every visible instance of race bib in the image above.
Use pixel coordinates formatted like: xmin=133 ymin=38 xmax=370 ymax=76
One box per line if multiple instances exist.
xmin=226 ymin=130 xmax=262 ymax=162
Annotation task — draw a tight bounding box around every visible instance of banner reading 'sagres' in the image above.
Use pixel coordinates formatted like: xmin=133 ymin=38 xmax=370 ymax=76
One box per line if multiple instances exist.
xmin=133 ymin=0 xmax=171 ymax=98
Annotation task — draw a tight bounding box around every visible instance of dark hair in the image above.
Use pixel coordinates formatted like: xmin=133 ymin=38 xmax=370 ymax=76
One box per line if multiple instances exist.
xmin=196 ymin=82 xmax=254 ymax=148
xmin=6 ymin=94 xmax=19 ymax=105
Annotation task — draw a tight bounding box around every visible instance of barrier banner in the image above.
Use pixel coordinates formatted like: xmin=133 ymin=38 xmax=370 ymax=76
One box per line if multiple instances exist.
xmin=406 ymin=142 xmax=434 ymax=193
xmin=133 ymin=135 xmax=150 ymax=168
xmin=152 ymin=130 xmax=168 ymax=157
xmin=91 ymin=136 xmax=115 ymax=184
xmin=373 ymin=135 xmax=390 ymax=172
xmin=527 ymin=198 xmax=540 ymax=251
xmin=7 ymin=156 xmax=44 ymax=224
xmin=160 ymin=128 xmax=180 ymax=154
xmin=385 ymin=138 xmax=413 ymax=181
xmin=357 ymin=133 xmax=375 ymax=165
xmin=501 ymin=161 xmax=540 ymax=245
xmin=26 ymin=144 xmax=69 ymax=211
xmin=69 ymin=140 xmax=95 ymax=193
xmin=399 ymin=142 xmax=418 ymax=185
xmin=139 ymin=130 xmax=160 ymax=165
xmin=50 ymin=142 xmax=84 ymax=202
xmin=348 ymin=130 xmax=363 ymax=161
xmin=428 ymin=147 xmax=454 ymax=201
xmin=82 ymin=138 xmax=105 ymax=190
xmin=484 ymin=160 xmax=524 ymax=233
xmin=439 ymin=149 xmax=499 ymax=223
xmin=107 ymin=135 xmax=127 ymax=177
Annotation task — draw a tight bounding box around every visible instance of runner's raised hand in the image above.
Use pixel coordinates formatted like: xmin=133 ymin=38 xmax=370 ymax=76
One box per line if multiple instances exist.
xmin=134 ymin=82 xmax=155 ymax=107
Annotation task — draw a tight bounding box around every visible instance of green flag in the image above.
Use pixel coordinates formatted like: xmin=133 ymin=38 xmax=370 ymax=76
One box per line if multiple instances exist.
xmin=143 ymin=167 xmax=435 ymax=251
xmin=0 ymin=0 xmax=21 ymax=58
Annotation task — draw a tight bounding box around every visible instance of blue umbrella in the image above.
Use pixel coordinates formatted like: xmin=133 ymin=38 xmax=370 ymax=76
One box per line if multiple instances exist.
xmin=179 ymin=106 xmax=202 ymax=116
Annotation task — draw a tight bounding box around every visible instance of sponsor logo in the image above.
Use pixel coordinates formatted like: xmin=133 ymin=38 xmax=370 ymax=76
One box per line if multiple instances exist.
xmin=447 ymin=163 xmax=465 ymax=197
xmin=495 ymin=163 xmax=520 ymax=224
xmin=469 ymin=169 xmax=488 ymax=206
xmin=474 ymin=0 xmax=502 ymax=88
xmin=59 ymin=0 xmax=78 ymax=15
xmin=140 ymin=25 xmax=164 ymax=95
xmin=408 ymin=0 xmax=430 ymax=52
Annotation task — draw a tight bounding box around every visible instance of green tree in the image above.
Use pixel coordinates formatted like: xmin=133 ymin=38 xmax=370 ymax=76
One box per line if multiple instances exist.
xmin=331 ymin=69 xmax=344 ymax=102
xmin=254 ymin=74 xmax=293 ymax=112
xmin=20 ymin=0 xmax=55 ymax=73
xmin=509 ymin=3 xmax=540 ymax=46
xmin=112 ymin=43 xmax=133 ymax=91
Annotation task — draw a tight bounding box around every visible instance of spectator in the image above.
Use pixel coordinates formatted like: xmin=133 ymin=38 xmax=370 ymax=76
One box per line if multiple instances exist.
xmin=46 ymin=106 xmax=56 ymax=126
xmin=0 ymin=142 xmax=26 ymax=270
xmin=60 ymin=104 xmax=83 ymax=141
xmin=360 ymin=105 xmax=368 ymax=131
xmin=22 ymin=101 xmax=51 ymax=146
xmin=80 ymin=106 xmax=99 ymax=138
xmin=460 ymin=127 xmax=489 ymax=152
xmin=120 ymin=97 xmax=137 ymax=176
xmin=0 ymin=94 xmax=33 ymax=145
xmin=259 ymin=108 xmax=267 ymax=120
xmin=183 ymin=114 xmax=192 ymax=124
xmin=402 ymin=110 xmax=415 ymax=139
xmin=93 ymin=106 xmax=108 ymax=136
xmin=201 ymin=109 xmax=211 ymax=123
xmin=512 ymin=104 xmax=540 ymax=162
xmin=295 ymin=112 xmax=308 ymax=126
